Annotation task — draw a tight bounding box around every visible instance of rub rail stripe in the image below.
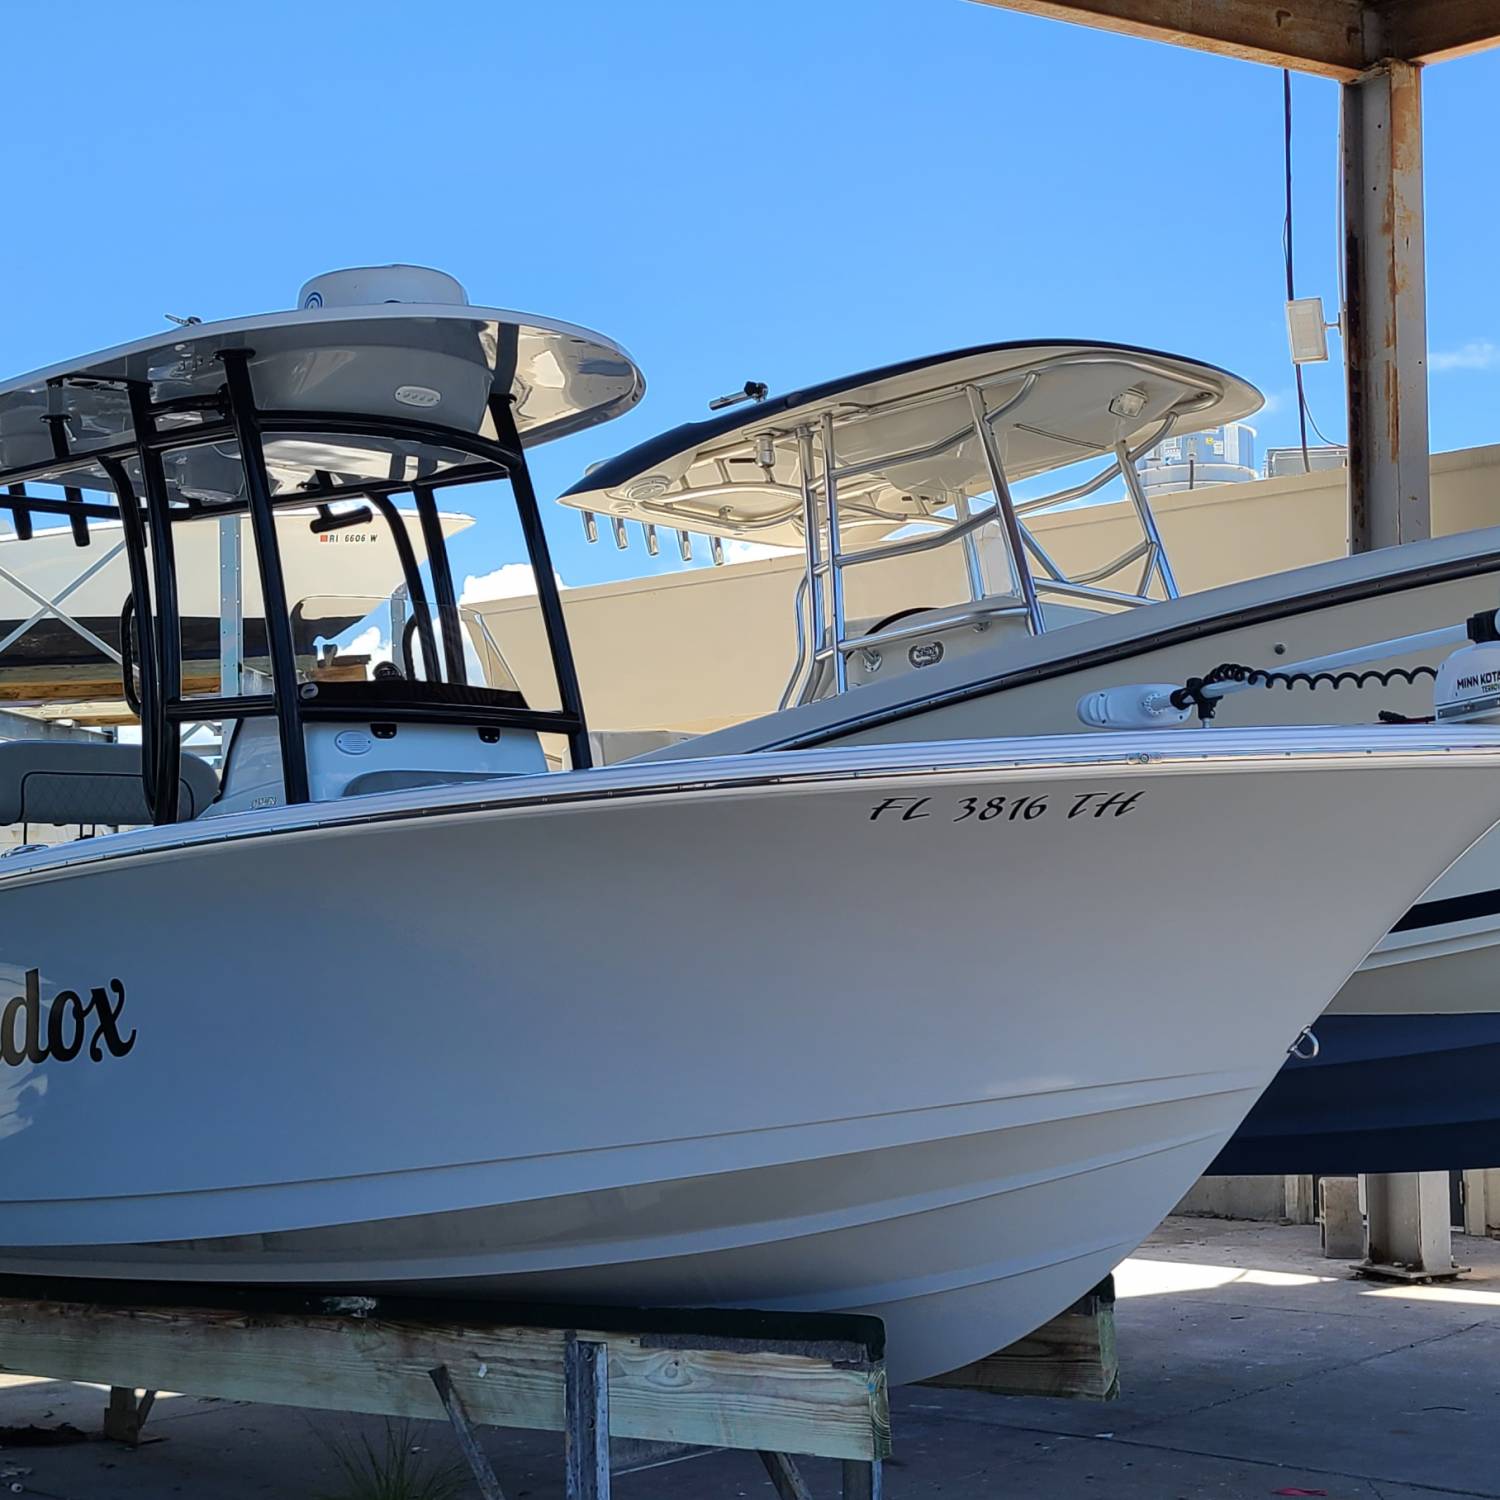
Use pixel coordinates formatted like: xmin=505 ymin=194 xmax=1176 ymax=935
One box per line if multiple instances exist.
xmin=1392 ymin=886 xmax=1500 ymax=934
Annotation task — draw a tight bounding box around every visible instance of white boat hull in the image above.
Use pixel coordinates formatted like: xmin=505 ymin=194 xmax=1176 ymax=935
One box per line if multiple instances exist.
xmin=0 ymin=732 xmax=1495 ymax=1380
xmin=657 ymin=535 xmax=1500 ymax=1170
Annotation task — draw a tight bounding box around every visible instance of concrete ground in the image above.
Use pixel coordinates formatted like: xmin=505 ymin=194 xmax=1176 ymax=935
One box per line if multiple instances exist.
xmin=3 ymin=1216 xmax=1500 ymax=1498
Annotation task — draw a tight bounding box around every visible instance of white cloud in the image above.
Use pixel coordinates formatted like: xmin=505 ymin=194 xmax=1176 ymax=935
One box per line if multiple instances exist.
xmin=341 ymin=620 xmax=484 ymax=684
xmin=1432 ymin=340 xmax=1500 ymax=373
xmin=721 ymin=539 xmax=798 ymax=564
xmin=344 ymin=624 xmax=394 ymax=668
xmin=459 ymin=563 xmax=566 ymax=603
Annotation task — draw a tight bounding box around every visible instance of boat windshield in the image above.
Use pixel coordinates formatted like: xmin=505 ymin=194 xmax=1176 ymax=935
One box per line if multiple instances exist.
xmin=0 ymin=501 xmax=554 ymax=721
xmin=301 ymin=593 xmax=534 ymax=703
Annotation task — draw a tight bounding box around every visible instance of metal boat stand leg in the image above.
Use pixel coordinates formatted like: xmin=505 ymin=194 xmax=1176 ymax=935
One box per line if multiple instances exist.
xmin=428 ymin=1365 xmax=508 ymax=1500
xmin=564 ymin=1333 xmax=610 ymax=1500
xmin=842 ymin=1458 xmax=883 ymax=1499
xmin=102 ymin=1386 xmax=158 ymax=1446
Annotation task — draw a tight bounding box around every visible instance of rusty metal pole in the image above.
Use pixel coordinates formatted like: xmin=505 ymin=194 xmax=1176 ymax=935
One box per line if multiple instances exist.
xmin=1342 ymin=58 xmax=1431 ymax=553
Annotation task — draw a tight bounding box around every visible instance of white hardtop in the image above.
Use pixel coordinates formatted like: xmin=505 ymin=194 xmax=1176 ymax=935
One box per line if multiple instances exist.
xmin=560 ymin=340 xmax=1261 ymax=548
xmin=0 ymin=273 xmax=644 ymax=493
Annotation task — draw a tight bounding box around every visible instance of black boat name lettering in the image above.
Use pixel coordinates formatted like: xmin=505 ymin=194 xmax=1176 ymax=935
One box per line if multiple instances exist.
xmin=0 ymin=971 xmax=135 ymax=1066
xmin=868 ymin=796 xmax=933 ymax=822
xmin=869 ymin=790 xmax=1143 ymax=826
xmin=1068 ymin=790 xmax=1142 ymax=820
xmin=954 ymin=794 xmax=1049 ymax=822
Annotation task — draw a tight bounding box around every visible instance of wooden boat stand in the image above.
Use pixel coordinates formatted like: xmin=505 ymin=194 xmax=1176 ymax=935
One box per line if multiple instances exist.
xmin=0 ymin=1274 xmax=1118 ymax=1494
xmin=0 ymin=1277 xmax=890 ymax=1499
xmin=921 ymin=1277 xmax=1118 ymax=1401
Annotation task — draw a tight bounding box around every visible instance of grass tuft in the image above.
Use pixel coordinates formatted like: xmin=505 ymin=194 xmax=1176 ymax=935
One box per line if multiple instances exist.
xmin=315 ymin=1419 xmax=472 ymax=1500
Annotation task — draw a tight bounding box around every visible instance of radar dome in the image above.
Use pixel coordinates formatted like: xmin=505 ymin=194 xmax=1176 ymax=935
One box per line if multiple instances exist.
xmin=296 ymin=266 xmax=470 ymax=310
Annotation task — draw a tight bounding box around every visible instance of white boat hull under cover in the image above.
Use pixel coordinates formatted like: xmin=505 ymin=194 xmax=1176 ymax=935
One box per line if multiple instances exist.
xmin=0 ymin=731 xmax=1495 ymax=1382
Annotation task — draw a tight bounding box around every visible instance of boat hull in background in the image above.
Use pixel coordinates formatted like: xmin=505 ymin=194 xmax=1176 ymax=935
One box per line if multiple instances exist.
xmin=0 ymin=511 xmax=471 ymax=672
xmin=0 ymin=732 xmax=1495 ymax=1381
xmin=652 ymin=534 xmax=1500 ymax=1176
xmin=1212 ymin=824 xmax=1500 ymax=1174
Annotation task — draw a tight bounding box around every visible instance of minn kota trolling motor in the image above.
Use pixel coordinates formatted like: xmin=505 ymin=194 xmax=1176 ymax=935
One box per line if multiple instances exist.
xmin=1077 ymin=607 xmax=1500 ymax=730
xmin=1435 ymin=610 xmax=1500 ymax=724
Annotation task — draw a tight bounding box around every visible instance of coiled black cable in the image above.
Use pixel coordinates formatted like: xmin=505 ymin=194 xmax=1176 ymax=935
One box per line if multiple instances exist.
xmin=1170 ymin=661 xmax=1439 ymax=718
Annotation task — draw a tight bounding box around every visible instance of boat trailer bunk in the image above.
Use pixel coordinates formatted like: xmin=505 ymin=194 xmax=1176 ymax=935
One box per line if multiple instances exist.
xmin=559 ymin=340 xmax=1263 ymax=710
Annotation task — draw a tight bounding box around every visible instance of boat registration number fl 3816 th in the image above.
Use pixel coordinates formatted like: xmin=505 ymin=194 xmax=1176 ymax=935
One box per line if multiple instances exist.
xmin=869 ymin=790 xmax=1144 ymax=824
xmin=1 ymin=971 xmax=134 ymax=1066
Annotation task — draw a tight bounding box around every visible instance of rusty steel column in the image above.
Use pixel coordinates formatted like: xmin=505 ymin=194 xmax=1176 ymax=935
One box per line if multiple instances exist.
xmin=1342 ymin=58 xmax=1431 ymax=553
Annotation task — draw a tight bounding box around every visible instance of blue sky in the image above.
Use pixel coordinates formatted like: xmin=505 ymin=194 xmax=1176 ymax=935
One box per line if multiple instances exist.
xmin=3 ymin=0 xmax=1497 ymax=593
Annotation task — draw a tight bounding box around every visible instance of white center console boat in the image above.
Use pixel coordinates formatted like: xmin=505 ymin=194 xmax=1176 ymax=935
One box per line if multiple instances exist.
xmin=564 ymin=345 xmax=1500 ymax=1176
xmin=1 ymin=280 xmax=1499 ymax=1383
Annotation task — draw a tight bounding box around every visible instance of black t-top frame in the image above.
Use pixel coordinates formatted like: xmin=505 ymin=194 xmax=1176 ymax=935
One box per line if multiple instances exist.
xmin=0 ymin=351 xmax=592 ymax=824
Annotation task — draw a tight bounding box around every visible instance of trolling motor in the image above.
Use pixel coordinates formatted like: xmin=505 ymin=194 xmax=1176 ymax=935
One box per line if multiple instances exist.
xmin=1434 ymin=609 xmax=1500 ymax=724
xmin=1078 ymin=607 xmax=1500 ymax=729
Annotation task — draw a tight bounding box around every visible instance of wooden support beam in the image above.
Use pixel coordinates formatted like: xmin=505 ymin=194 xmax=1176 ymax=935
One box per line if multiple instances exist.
xmin=1377 ymin=0 xmax=1500 ymax=66
xmin=0 ymin=656 xmax=365 ymax=716
xmin=967 ymin=1 xmax=1500 ymax=76
xmin=919 ymin=1277 xmax=1118 ymax=1400
xmin=0 ymin=1291 xmax=891 ymax=1463
xmin=0 ymin=662 xmax=204 ymax=707
xmin=966 ymin=0 xmax=1371 ymax=79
